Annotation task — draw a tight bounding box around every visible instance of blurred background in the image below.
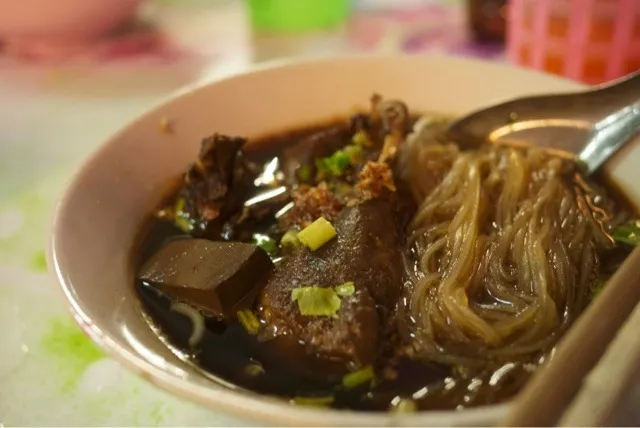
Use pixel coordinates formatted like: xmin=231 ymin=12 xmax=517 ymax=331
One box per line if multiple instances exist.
xmin=0 ymin=0 xmax=638 ymax=425
xmin=1 ymin=0 xmax=638 ymax=83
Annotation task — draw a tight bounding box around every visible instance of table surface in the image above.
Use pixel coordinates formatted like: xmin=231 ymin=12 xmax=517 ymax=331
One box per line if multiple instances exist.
xmin=0 ymin=0 xmax=508 ymax=425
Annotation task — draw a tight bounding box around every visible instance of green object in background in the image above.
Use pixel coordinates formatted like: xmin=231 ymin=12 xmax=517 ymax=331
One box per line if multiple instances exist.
xmin=247 ymin=0 xmax=351 ymax=32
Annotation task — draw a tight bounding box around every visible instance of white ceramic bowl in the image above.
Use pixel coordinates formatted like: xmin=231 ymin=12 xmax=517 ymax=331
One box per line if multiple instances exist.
xmin=49 ymin=55 xmax=640 ymax=426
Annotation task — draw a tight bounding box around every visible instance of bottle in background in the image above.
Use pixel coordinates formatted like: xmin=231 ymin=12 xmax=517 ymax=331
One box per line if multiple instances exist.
xmin=468 ymin=0 xmax=507 ymax=42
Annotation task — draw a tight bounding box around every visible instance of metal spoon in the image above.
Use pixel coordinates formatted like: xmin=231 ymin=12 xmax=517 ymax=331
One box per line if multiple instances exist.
xmin=447 ymin=70 xmax=640 ymax=175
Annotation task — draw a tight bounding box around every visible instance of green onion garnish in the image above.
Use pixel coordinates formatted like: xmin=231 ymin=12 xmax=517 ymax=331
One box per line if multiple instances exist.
xmin=174 ymin=217 xmax=193 ymax=233
xmin=342 ymin=365 xmax=375 ymax=389
xmin=291 ymin=396 xmax=335 ymax=406
xmin=244 ymin=360 xmax=265 ymax=377
xmin=352 ymin=130 xmax=372 ymax=147
xmin=174 ymin=198 xmax=194 ymax=233
xmin=291 ymin=286 xmax=341 ymax=317
xmin=611 ymin=220 xmax=640 ymax=246
xmin=316 ymin=150 xmax=350 ymax=178
xmin=237 ymin=310 xmax=260 ymax=335
xmin=315 ymin=143 xmax=366 ymax=179
xmin=318 ymin=152 xmax=350 ymax=177
xmin=297 ymin=165 xmax=311 ymax=182
xmin=343 ymin=144 xmax=365 ymax=165
xmin=252 ymin=233 xmax=277 ymax=254
xmin=334 ymin=281 xmax=355 ymax=297
xmin=590 ymin=280 xmax=606 ymax=300
xmin=280 ymin=230 xmax=301 ymax=249
xmin=175 ymin=197 xmax=186 ymax=213
xmin=391 ymin=398 xmax=417 ymax=413
xmin=454 ymin=364 xmax=470 ymax=378
xmin=297 ymin=217 xmax=337 ymax=250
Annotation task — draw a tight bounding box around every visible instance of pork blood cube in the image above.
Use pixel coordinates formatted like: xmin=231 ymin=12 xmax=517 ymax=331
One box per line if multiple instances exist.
xmin=138 ymin=239 xmax=273 ymax=319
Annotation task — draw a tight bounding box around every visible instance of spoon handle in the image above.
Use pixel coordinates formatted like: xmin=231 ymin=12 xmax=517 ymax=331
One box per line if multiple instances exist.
xmin=591 ymin=69 xmax=640 ymax=109
xmin=578 ymin=99 xmax=640 ymax=175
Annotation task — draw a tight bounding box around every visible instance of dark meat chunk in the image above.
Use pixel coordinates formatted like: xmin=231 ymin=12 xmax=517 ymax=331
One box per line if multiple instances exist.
xmin=374 ymin=97 xmax=410 ymax=136
xmin=164 ymin=134 xmax=271 ymax=239
xmin=138 ymin=239 xmax=273 ymax=319
xmin=181 ymin=134 xmax=248 ymax=223
xmin=259 ymin=198 xmax=405 ymax=368
xmin=165 ymin=134 xmax=295 ymax=241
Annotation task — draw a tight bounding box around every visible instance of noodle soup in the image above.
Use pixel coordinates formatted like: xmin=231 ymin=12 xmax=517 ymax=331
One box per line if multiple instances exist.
xmin=134 ymin=95 xmax=638 ymax=412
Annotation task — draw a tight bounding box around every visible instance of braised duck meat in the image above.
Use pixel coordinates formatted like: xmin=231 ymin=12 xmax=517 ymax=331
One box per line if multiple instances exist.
xmin=259 ymin=197 xmax=405 ymax=369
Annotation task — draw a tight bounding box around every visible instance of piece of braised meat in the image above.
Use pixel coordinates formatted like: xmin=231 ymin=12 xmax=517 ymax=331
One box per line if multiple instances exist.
xmin=138 ymin=239 xmax=274 ymax=319
xmin=179 ymin=134 xmax=249 ymax=223
xmin=163 ymin=134 xmax=291 ymax=241
xmin=257 ymin=97 xmax=415 ymax=373
xmin=258 ymin=197 xmax=405 ymax=371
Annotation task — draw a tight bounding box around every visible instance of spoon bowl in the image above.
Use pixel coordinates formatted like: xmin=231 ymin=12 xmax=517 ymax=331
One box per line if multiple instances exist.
xmin=447 ymin=70 xmax=640 ymax=175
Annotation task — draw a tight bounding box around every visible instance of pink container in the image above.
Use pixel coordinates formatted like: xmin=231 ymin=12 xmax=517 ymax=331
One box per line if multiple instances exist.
xmin=0 ymin=0 xmax=145 ymax=58
xmin=507 ymin=0 xmax=640 ymax=84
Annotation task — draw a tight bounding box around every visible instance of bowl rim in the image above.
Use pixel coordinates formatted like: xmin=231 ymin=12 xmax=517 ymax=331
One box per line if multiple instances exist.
xmin=48 ymin=53 xmax=586 ymax=426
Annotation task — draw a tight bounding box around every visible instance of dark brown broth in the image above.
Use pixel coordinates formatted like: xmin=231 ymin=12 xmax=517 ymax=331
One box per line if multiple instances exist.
xmin=134 ymin=118 xmax=635 ymax=412
xmin=135 ymin=119 xmax=456 ymax=411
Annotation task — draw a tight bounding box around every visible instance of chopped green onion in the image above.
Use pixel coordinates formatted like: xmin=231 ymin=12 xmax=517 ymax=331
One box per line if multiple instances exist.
xmin=332 ymin=181 xmax=353 ymax=198
xmin=174 ymin=198 xmax=194 ymax=233
xmin=237 ymin=310 xmax=260 ymax=335
xmin=325 ymin=153 xmax=350 ymax=176
xmin=507 ymin=112 xmax=519 ymax=124
xmin=343 ymin=144 xmax=365 ymax=165
xmin=291 ymin=288 xmax=303 ymax=302
xmin=316 ymin=148 xmax=352 ymax=178
xmin=252 ymin=233 xmax=277 ymax=254
xmin=291 ymin=396 xmax=335 ymax=406
xmin=352 ymin=130 xmax=372 ymax=147
xmin=334 ymin=281 xmax=355 ymax=297
xmin=314 ymin=158 xmax=327 ymax=179
xmin=297 ymin=217 xmax=337 ymax=250
xmin=244 ymin=360 xmax=265 ymax=377
xmin=280 ymin=230 xmax=301 ymax=249
xmin=175 ymin=197 xmax=186 ymax=213
xmin=330 ymin=151 xmax=350 ymax=175
xmin=297 ymin=165 xmax=311 ymax=183
xmin=314 ymin=142 xmax=367 ymax=179
xmin=316 ymin=158 xmax=332 ymax=177
xmin=342 ymin=365 xmax=374 ymax=389
xmin=611 ymin=221 xmax=640 ymax=246
xmin=590 ymin=280 xmax=606 ymax=300
xmin=175 ymin=217 xmax=193 ymax=233
xmin=454 ymin=364 xmax=470 ymax=378
xmin=391 ymin=398 xmax=417 ymax=413
xmin=291 ymin=286 xmax=341 ymax=317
